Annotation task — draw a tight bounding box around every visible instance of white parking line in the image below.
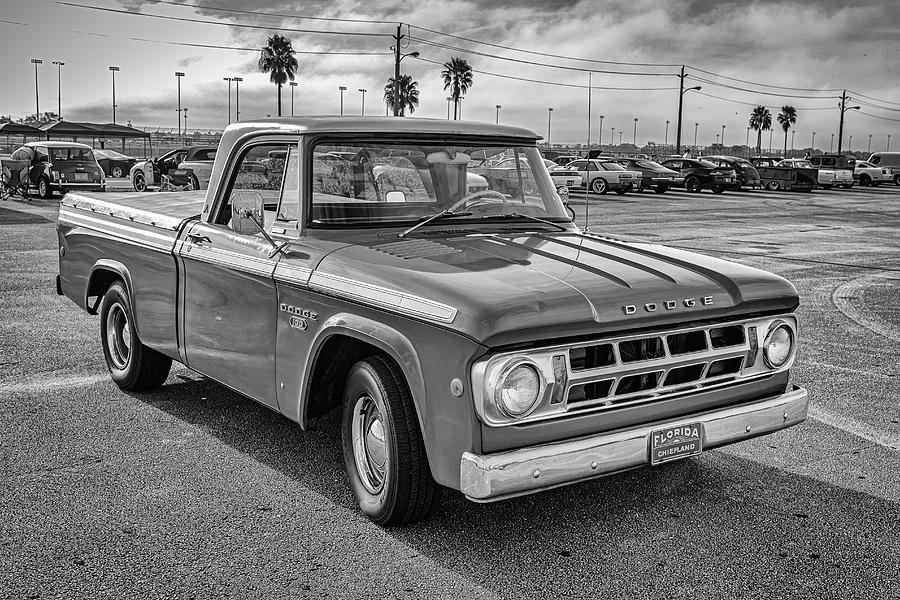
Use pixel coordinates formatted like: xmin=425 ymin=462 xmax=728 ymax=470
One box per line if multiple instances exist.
xmin=809 ymin=405 xmax=900 ymax=451
xmin=0 ymin=372 xmax=110 ymax=394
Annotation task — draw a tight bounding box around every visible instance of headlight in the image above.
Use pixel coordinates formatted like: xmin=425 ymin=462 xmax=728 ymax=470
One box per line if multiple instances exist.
xmin=495 ymin=363 xmax=542 ymax=418
xmin=763 ymin=322 xmax=793 ymax=368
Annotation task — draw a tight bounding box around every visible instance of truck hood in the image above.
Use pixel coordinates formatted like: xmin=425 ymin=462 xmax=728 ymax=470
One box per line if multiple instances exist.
xmin=313 ymin=230 xmax=799 ymax=347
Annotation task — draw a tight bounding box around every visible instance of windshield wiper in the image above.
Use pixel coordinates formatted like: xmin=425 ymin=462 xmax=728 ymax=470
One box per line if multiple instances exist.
xmin=482 ymin=212 xmax=570 ymax=232
xmin=398 ymin=209 xmax=474 ymax=238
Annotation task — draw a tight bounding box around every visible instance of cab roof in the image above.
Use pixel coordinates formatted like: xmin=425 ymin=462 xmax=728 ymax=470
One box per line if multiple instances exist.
xmin=26 ymin=141 xmax=93 ymax=149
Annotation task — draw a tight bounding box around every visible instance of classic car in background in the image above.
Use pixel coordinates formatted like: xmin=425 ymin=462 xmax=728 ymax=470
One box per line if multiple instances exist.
xmin=94 ymin=149 xmax=137 ymax=178
xmin=129 ymin=146 xmax=216 ymax=191
xmin=807 ymin=155 xmax=854 ymax=189
xmin=567 ymin=158 xmax=640 ymax=194
xmin=491 ymin=157 xmax=581 ymax=195
xmin=660 ymin=158 xmax=735 ymax=193
xmin=613 ymin=158 xmax=683 ymax=193
xmin=749 ymin=157 xmax=817 ymax=192
xmin=778 ymin=158 xmax=849 ymax=189
xmin=867 ymin=152 xmax=900 ymax=184
xmin=702 ymin=156 xmax=762 ymax=190
xmin=1 ymin=141 xmax=105 ymax=198
xmin=852 ymin=160 xmax=894 ymax=186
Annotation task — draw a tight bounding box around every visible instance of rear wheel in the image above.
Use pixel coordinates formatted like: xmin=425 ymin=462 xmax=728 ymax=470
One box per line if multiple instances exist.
xmin=38 ymin=177 xmax=52 ymax=199
xmin=894 ymin=174 xmax=900 ymax=186
xmin=685 ymin=176 xmax=702 ymax=193
xmin=342 ymin=355 xmax=439 ymax=525
xmin=189 ymin=175 xmax=200 ymax=191
xmin=591 ymin=178 xmax=608 ymax=194
xmin=133 ymin=172 xmax=147 ymax=192
xmin=112 ymin=165 xmax=124 ymax=178
xmin=711 ymin=185 xmax=726 ymax=194
xmin=766 ymin=180 xmax=781 ymax=191
xmin=99 ymin=281 xmax=172 ymax=391
xmin=859 ymin=174 xmax=871 ymax=186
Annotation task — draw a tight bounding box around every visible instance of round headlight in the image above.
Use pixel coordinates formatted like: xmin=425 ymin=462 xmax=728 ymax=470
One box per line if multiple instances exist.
xmin=763 ymin=323 xmax=793 ymax=368
xmin=495 ymin=363 xmax=542 ymax=418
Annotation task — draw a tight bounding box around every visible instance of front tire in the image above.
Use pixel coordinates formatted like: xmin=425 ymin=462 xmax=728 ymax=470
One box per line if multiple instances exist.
xmin=99 ymin=281 xmax=171 ymax=391
xmin=112 ymin=165 xmax=124 ymax=178
xmin=591 ymin=178 xmax=608 ymax=194
xmin=766 ymin=180 xmax=781 ymax=191
xmin=342 ymin=355 xmax=439 ymax=525
xmin=685 ymin=176 xmax=702 ymax=193
xmin=189 ymin=175 xmax=200 ymax=191
xmin=711 ymin=185 xmax=726 ymax=194
xmin=38 ymin=177 xmax=52 ymax=199
xmin=133 ymin=172 xmax=147 ymax=192
xmin=859 ymin=174 xmax=871 ymax=186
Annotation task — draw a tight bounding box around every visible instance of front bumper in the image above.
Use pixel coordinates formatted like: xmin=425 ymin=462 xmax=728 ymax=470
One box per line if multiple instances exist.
xmin=460 ymin=385 xmax=808 ymax=502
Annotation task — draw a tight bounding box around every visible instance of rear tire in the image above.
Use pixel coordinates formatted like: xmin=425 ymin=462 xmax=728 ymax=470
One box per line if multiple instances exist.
xmin=342 ymin=355 xmax=439 ymax=525
xmin=38 ymin=177 xmax=52 ymax=199
xmin=614 ymin=188 xmax=628 ymax=195
xmin=766 ymin=180 xmax=781 ymax=191
xmin=189 ymin=175 xmax=200 ymax=191
xmin=685 ymin=176 xmax=701 ymax=193
xmin=859 ymin=174 xmax=871 ymax=186
xmin=591 ymin=178 xmax=608 ymax=194
xmin=99 ymin=281 xmax=171 ymax=391
xmin=894 ymin=174 xmax=900 ymax=186
xmin=112 ymin=165 xmax=124 ymax=178
xmin=711 ymin=185 xmax=726 ymax=194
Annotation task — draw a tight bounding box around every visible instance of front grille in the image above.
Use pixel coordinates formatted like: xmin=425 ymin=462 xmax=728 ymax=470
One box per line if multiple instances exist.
xmin=619 ymin=337 xmax=666 ymax=363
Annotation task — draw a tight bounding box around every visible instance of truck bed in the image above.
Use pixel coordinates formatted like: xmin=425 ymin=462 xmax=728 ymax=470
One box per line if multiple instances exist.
xmin=59 ymin=191 xmax=205 ymax=231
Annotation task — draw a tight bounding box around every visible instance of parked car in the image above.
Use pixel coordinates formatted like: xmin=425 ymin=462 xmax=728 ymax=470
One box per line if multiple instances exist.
xmin=553 ymin=155 xmax=579 ymax=166
xmin=493 ymin=157 xmax=582 ymax=194
xmin=129 ymin=146 xmax=216 ymax=191
xmin=701 ymin=156 xmax=761 ymax=190
xmin=807 ymin=155 xmax=854 ymax=188
xmin=777 ymin=158 xmax=847 ymax=189
xmin=866 ymin=152 xmax=900 ymax=185
xmin=2 ymin=141 xmax=105 ymax=198
xmin=659 ymin=158 xmax=735 ymax=193
xmin=749 ymin=157 xmax=816 ymax=191
xmin=613 ymin=158 xmax=683 ymax=193
xmin=56 ymin=116 xmax=808 ymax=525
xmin=567 ymin=158 xmax=640 ymax=194
xmin=852 ymin=160 xmax=894 ymax=186
xmin=94 ymin=149 xmax=137 ymax=178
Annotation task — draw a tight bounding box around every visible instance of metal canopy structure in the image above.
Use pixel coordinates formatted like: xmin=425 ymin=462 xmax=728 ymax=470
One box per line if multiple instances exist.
xmin=0 ymin=122 xmax=46 ymax=150
xmin=39 ymin=120 xmax=151 ymax=153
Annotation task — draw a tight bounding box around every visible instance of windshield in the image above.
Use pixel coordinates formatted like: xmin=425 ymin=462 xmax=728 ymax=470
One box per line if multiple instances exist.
xmin=310 ymin=141 xmax=568 ymax=226
xmin=50 ymin=147 xmax=95 ymax=162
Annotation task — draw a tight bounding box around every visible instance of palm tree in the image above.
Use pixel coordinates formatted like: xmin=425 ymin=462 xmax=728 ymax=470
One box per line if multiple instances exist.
xmin=748 ymin=105 xmax=772 ymax=155
xmin=258 ymin=34 xmax=298 ymax=117
xmin=383 ymin=74 xmax=420 ymax=116
xmin=777 ymin=105 xmax=798 ymax=155
xmin=441 ymin=57 xmax=473 ymax=120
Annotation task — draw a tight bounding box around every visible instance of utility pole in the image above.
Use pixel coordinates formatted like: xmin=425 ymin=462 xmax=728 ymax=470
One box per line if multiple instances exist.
xmin=109 ymin=66 xmax=119 ymax=124
xmin=837 ymin=89 xmax=860 ymax=154
xmin=675 ymin=65 xmax=701 ymax=155
xmin=599 ymin=115 xmax=604 ymax=147
xmin=291 ymin=82 xmax=299 ymax=116
xmin=495 ymin=104 xmax=501 ymax=124
xmin=664 ymin=120 xmax=669 ymax=147
xmin=175 ymin=71 xmax=184 ymax=137
xmin=339 ymin=86 xmax=347 ymax=115
xmin=392 ymin=24 xmax=403 ymax=117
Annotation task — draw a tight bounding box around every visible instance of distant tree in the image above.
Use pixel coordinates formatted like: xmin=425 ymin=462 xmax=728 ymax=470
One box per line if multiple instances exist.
xmin=441 ymin=57 xmax=473 ymax=120
xmin=749 ymin=106 xmax=772 ymax=155
xmin=777 ymin=105 xmax=797 ymax=155
xmin=20 ymin=112 xmax=59 ymax=125
xmin=383 ymin=74 xmax=420 ymax=116
xmin=258 ymin=34 xmax=298 ymax=117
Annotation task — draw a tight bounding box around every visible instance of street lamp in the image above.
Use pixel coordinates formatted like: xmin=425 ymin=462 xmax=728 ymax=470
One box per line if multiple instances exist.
xmin=52 ymin=61 xmax=64 ymax=120
xmin=664 ymin=119 xmax=669 ymax=148
xmin=715 ymin=134 xmax=719 ymax=146
xmin=446 ymin=97 xmax=452 ymax=120
xmin=830 ymin=133 xmax=834 ymax=152
xmin=547 ymin=107 xmax=554 ymax=147
xmin=495 ymin=104 xmax=501 ymax=124
xmin=183 ymin=107 xmax=188 ymax=135
xmin=358 ymin=88 xmax=366 ymax=116
xmin=746 ymin=126 xmax=750 ymax=156
xmin=109 ymin=66 xmax=120 ymax=124
xmin=619 ymin=131 xmax=623 ymax=145
xmin=888 ymin=134 xmax=892 ymax=152
xmin=392 ymin=49 xmax=419 ymax=117
xmin=675 ymin=84 xmax=701 ymax=155
xmin=233 ymin=77 xmax=243 ymax=122
xmin=223 ymin=77 xmax=233 ymax=124
xmin=791 ymin=129 xmax=795 ymax=152
xmin=175 ymin=71 xmax=184 ymax=136
xmin=867 ymin=133 xmax=872 ymax=153
xmin=30 ymin=58 xmax=42 ymax=119
xmin=339 ymin=86 xmax=347 ymax=115
xmin=811 ymin=131 xmax=815 ymax=152
xmin=721 ymin=124 xmax=725 ymax=147
xmin=291 ymin=82 xmax=299 ymax=116
xmin=599 ymin=115 xmax=605 ymax=147
xmin=693 ymin=122 xmax=698 ymax=148
xmin=633 ymin=117 xmax=638 ymax=146
xmin=848 ymin=135 xmax=853 ymax=151
xmin=768 ymin=128 xmax=773 ymax=153
xmin=837 ymin=92 xmax=860 ymax=154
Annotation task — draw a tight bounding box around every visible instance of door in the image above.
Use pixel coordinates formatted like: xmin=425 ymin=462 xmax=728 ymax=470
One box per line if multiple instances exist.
xmin=177 ymin=140 xmax=298 ymax=409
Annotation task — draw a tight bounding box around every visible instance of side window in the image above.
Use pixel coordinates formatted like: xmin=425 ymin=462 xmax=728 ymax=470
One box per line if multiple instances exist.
xmin=668 ymin=161 xmax=682 ymax=169
xmin=217 ymin=142 xmax=294 ymax=228
xmin=870 ymin=155 xmax=881 ymax=165
xmin=570 ymin=160 xmax=586 ymax=170
xmin=34 ymin=147 xmax=49 ymax=163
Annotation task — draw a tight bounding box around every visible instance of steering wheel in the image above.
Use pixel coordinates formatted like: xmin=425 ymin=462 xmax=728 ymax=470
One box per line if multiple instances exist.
xmin=446 ymin=189 xmax=507 ymax=213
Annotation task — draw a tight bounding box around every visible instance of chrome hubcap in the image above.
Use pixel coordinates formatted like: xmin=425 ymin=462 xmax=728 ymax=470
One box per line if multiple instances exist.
xmin=105 ymin=302 xmax=131 ymax=369
xmin=351 ymin=394 xmax=388 ymax=494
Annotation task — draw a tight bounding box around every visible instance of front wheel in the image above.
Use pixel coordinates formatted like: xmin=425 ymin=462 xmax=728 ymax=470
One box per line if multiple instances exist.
xmin=99 ymin=281 xmax=172 ymax=391
xmin=133 ymin=172 xmax=147 ymax=192
xmin=685 ymin=176 xmax=702 ymax=193
xmin=711 ymin=185 xmax=726 ymax=194
xmin=342 ymin=355 xmax=439 ymax=525
xmin=189 ymin=175 xmax=200 ymax=191
xmin=766 ymin=180 xmax=781 ymax=191
xmin=112 ymin=165 xmax=124 ymax=178
xmin=591 ymin=178 xmax=608 ymax=194
xmin=859 ymin=174 xmax=871 ymax=186
xmin=38 ymin=177 xmax=52 ymax=199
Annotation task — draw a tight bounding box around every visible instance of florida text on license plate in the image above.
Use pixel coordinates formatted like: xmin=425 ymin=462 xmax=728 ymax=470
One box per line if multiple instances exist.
xmin=650 ymin=423 xmax=702 ymax=465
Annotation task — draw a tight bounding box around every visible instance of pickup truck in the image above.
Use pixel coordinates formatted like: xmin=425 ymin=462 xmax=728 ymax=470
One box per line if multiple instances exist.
xmin=57 ymin=117 xmax=809 ymax=525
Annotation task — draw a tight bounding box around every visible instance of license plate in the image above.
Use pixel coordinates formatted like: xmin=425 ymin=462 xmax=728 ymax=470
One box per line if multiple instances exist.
xmin=650 ymin=423 xmax=702 ymax=465
xmin=724 ymin=178 xmax=733 ymax=182
xmin=74 ymin=172 xmax=90 ymax=182
xmin=567 ymin=180 xmax=574 ymax=185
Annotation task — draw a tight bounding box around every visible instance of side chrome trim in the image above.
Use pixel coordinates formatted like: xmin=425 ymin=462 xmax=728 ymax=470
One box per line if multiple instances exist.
xmin=59 ymin=208 xmax=175 ymax=252
xmin=460 ymin=385 xmax=809 ymax=502
xmin=309 ymin=271 xmax=457 ymax=324
xmin=181 ymin=242 xmax=276 ymax=277
xmin=274 ymin=262 xmax=313 ymax=287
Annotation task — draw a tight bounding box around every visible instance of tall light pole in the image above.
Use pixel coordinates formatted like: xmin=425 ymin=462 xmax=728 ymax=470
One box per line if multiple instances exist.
xmin=619 ymin=131 xmax=623 ymax=145
xmin=52 ymin=61 xmax=64 ymax=120
xmin=674 ymin=66 xmax=701 ymax=154
xmin=291 ymin=82 xmax=298 ymax=116
xmin=30 ymin=58 xmax=42 ymax=119
xmin=547 ymin=108 xmax=554 ymax=147
xmin=746 ymin=126 xmax=750 ymax=156
xmin=611 ymin=127 xmax=616 ymax=147
xmin=867 ymin=133 xmax=872 ymax=153
xmin=693 ymin=122 xmax=698 ymax=148
xmin=223 ymin=77 xmax=233 ymax=124
xmin=837 ymin=90 xmax=860 ymax=154
xmin=791 ymin=129 xmax=795 ymax=152
xmin=888 ymin=134 xmax=892 ymax=152
xmin=183 ymin=107 xmax=188 ymax=136
xmin=715 ymin=134 xmax=720 ymax=146
xmin=811 ymin=131 xmax=815 ymax=152
xmin=495 ymin=104 xmax=501 ymax=124
xmin=339 ymin=86 xmax=347 ymax=115
xmin=175 ymin=71 xmax=184 ymax=137
xmin=233 ymin=76 xmax=242 ymax=122
xmin=446 ymin=97 xmax=452 ymax=120
xmin=358 ymin=88 xmax=366 ymax=116
xmin=768 ymin=128 xmax=773 ymax=153
xmin=598 ymin=115 xmax=605 ymax=147
xmin=109 ymin=66 xmax=120 ymax=124
xmin=721 ymin=124 xmax=725 ymax=147
xmin=633 ymin=117 xmax=638 ymax=146
xmin=830 ymin=133 xmax=834 ymax=152
xmin=664 ymin=119 xmax=669 ymax=148
xmin=848 ymin=135 xmax=853 ymax=151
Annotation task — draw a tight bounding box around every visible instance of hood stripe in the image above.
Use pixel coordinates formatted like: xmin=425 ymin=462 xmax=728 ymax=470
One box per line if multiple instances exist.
xmin=536 ymin=234 xmax=679 ymax=284
xmin=487 ymin=236 xmax=632 ymax=289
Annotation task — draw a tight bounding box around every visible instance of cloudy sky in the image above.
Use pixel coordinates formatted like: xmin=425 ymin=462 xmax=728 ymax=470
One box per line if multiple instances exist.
xmin=2 ymin=0 xmax=899 ymax=151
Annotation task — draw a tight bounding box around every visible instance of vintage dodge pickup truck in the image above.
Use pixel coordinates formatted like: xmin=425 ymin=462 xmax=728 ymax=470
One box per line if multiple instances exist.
xmin=57 ymin=117 xmax=808 ymax=525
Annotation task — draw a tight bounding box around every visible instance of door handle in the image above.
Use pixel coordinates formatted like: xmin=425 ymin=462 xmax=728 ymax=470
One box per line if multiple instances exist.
xmin=187 ymin=233 xmax=211 ymax=245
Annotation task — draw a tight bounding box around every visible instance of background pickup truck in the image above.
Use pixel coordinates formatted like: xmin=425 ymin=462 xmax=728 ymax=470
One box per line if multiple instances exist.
xmin=57 ymin=116 xmax=809 ymax=525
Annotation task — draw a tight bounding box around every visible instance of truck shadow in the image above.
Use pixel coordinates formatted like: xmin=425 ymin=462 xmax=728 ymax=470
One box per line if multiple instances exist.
xmin=136 ymin=376 xmax=900 ymax=599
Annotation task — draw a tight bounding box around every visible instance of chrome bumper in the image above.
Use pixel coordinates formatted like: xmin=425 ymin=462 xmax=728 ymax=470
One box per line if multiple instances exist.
xmin=460 ymin=385 xmax=808 ymax=502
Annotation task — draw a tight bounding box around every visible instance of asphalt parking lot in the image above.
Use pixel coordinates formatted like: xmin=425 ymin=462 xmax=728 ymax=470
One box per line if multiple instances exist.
xmin=1 ymin=184 xmax=899 ymax=599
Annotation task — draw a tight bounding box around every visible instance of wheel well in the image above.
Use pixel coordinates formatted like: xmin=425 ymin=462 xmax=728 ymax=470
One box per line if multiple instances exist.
xmin=305 ymin=335 xmax=389 ymax=421
xmin=86 ymin=269 xmax=122 ymax=315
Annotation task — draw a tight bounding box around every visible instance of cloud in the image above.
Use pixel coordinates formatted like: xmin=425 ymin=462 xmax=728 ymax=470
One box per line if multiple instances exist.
xmin=176 ymin=55 xmax=202 ymax=67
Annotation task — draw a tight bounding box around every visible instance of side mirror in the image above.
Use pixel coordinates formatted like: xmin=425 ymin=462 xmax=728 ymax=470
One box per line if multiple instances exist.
xmin=231 ymin=190 xmax=264 ymax=236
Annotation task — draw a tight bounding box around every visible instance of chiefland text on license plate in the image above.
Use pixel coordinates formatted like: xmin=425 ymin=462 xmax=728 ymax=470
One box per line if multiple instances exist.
xmin=650 ymin=423 xmax=702 ymax=465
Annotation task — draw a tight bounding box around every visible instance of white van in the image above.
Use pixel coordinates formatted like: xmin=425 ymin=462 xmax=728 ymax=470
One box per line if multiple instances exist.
xmin=867 ymin=152 xmax=900 ymax=184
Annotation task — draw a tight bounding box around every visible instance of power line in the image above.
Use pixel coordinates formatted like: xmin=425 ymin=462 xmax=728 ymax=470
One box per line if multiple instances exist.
xmin=686 ymin=75 xmax=840 ymax=100
xmin=847 ymin=89 xmax=900 ymax=107
xmin=693 ymin=90 xmax=834 ymax=111
xmin=857 ymin=111 xmax=900 ymax=123
xmin=853 ymin=98 xmax=900 ymax=113
xmin=686 ymin=65 xmax=844 ymax=93
xmin=56 ymin=2 xmax=392 ymax=36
